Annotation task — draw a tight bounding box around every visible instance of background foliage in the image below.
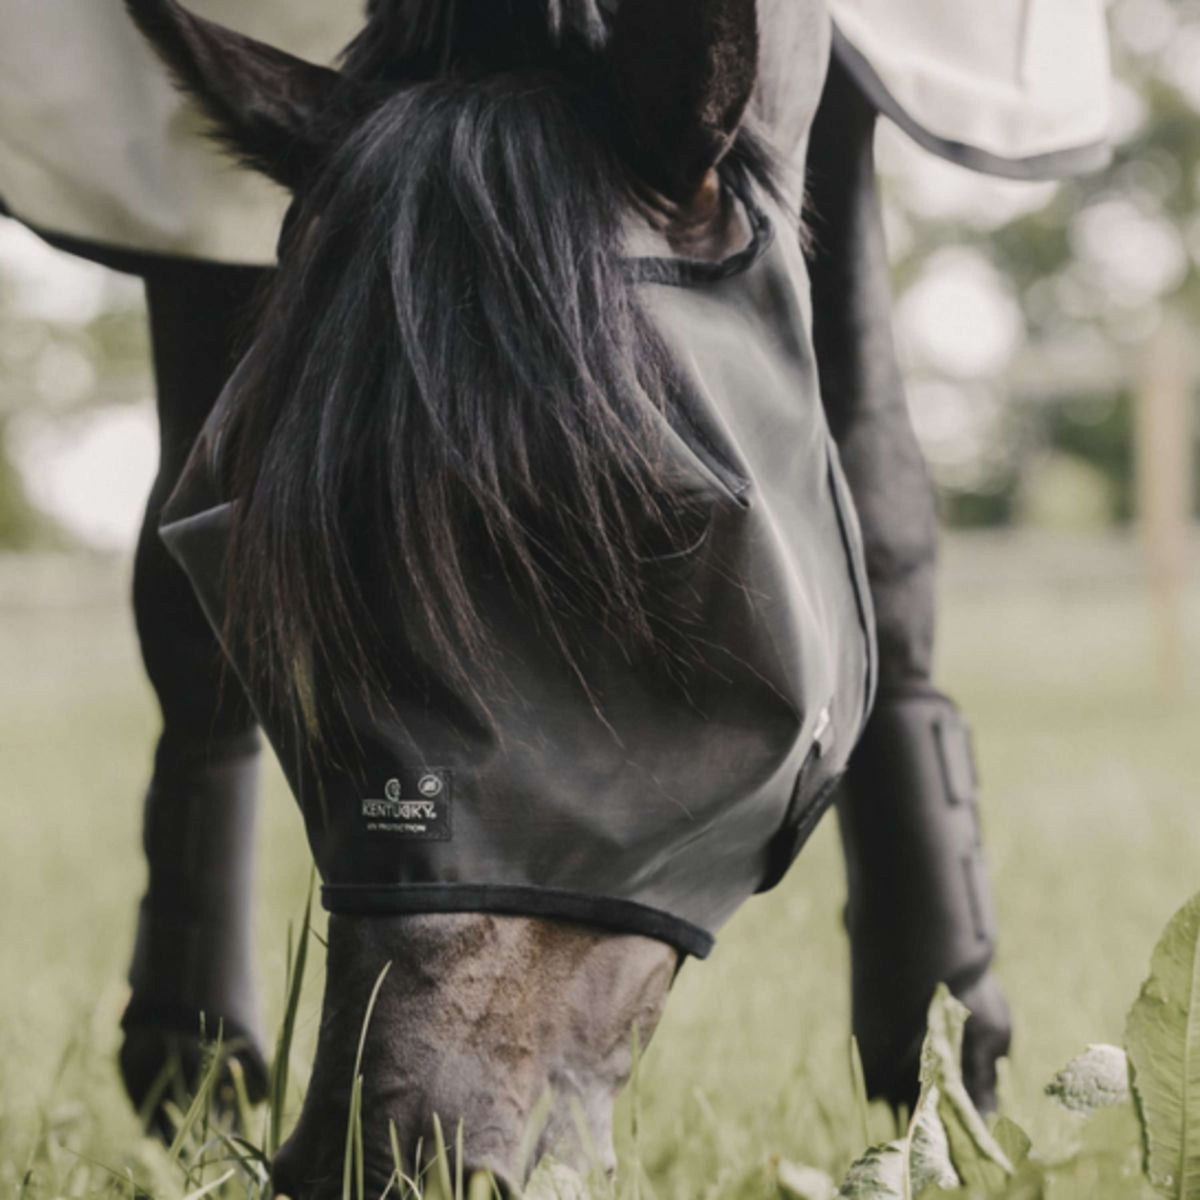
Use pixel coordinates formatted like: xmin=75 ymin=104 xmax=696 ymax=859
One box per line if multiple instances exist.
xmin=3 ymin=1 xmax=1200 ymax=1197
xmin=878 ymin=0 xmax=1200 ymax=530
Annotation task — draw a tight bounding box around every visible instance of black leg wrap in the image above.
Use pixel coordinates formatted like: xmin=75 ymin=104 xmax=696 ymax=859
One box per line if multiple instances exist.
xmin=838 ymin=687 xmax=1011 ymax=1111
xmin=121 ymin=736 xmax=267 ymax=1129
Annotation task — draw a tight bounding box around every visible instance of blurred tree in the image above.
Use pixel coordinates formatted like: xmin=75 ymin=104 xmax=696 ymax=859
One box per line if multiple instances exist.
xmin=0 ymin=229 xmax=150 ymax=549
xmin=882 ymin=0 xmax=1200 ymax=527
xmin=0 ymin=420 xmax=53 ymax=547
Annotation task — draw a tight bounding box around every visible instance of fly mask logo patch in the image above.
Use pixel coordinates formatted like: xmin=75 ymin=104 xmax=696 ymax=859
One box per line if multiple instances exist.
xmin=361 ymin=769 xmax=453 ymax=840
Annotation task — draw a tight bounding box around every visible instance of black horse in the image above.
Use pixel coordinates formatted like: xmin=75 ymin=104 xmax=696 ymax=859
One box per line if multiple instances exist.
xmin=103 ymin=0 xmax=1011 ymax=1192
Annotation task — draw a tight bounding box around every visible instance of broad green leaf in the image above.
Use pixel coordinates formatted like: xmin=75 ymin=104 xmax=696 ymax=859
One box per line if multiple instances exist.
xmin=776 ymin=1157 xmax=836 ymax=1200
xmin=940 ymin=1100 xmax=1010 ymax=1191
xmin=992 ymin=1116 xmax=1033 ymax=1169
xmin=1126 ymin=890 xmax=1200 ymax=1198
xmin=836 ymin=987 xmax=1015 ymax=1199
xmin=1046 ymin=1045 xmax=1131 ymax=1115
xmin=836 ymin=1126 xmax=958 ymax=1200
xmin=920 ymin=986 xmax=1013 ymax=1189
xmin=837 ymin=1142 xmax=907 ymax=1199
xmin=908 ymin=1092 xmax=960 ymax=1193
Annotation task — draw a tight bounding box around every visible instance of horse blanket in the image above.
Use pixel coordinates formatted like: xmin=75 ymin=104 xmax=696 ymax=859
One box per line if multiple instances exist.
xmin=0 ymin=0 xmax=1110 ymax=266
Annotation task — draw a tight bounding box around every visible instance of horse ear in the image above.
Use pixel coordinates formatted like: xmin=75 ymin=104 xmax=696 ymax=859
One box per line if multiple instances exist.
xmin=125 ymin=0 xmax=370 ymax=190
xmin=605 ymin=0 xmax=758 ymax=205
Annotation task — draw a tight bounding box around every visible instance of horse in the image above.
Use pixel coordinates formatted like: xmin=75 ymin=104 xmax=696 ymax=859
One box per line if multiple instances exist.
xmin=106 ymin=0 xmax=1011 ymax=1193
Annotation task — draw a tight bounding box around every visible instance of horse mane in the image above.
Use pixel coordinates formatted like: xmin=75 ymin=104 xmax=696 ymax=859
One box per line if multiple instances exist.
xmin=218 ymin=58 xmax=776 ymax=738
xmin=346 ymin=0 xmax=610 ymax=80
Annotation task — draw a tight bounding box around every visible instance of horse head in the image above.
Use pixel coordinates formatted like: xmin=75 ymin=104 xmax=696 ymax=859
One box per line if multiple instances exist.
xmin=125 ymin=0 xmax=766 ymax=1194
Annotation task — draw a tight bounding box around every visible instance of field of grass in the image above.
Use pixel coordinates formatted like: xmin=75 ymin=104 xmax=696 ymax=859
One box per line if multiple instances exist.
xmin=3 ymin=533 xmax=1200 ymax=1198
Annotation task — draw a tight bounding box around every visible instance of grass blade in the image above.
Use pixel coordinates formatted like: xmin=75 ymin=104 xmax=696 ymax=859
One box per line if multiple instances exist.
xmin=167 ymin=1034 xmax=224 ymax=1164
xmin=354 ymin=963 xmax=393 ymax=1087
xmin=432 ymin=1114 xmax=454 ymax=1200
xmin=215 ymin=1128 xmax=272 ymax=1177
xmin=850 ymin=1036 xmax=872 ymax=1150
xmin=467 ymin=1169 xmax=496 ymax=1200
xmin=629 ymin=1025 xmax=643 ymax=1200
xmin=226 ymin=1055 xmax=256 ymax=1136
xmin=388 ymin=1118 xmax=425 ymax=1200
xmin=181 ymin=1167 xmax=236 ymax=1199
xmin=343 ymin=1075 xmax=363 ymax=1200
xmin=356 ymin=1077 xmax=367 ymax=1200
xmin=518 ymin=1087 xmax=553 ymax=1182
xmin=269 ymin=871 xmax=316 ymax=1157
xmin=455 ymin=1119 xmax=464 ymax=1200
xmin=341 ymin=962 xmax=393 ymax=1200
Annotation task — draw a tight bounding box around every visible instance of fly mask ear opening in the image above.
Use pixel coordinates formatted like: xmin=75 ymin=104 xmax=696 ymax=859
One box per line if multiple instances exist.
xmin=605 ymin=0 xmax=759 ymax=208
xmin=124 ymin=0 xmax=377 ymax=191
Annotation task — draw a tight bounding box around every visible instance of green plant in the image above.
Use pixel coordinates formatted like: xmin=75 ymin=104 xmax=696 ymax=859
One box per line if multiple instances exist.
xmin=804 ymin=889 xmax=1200 ymax=1199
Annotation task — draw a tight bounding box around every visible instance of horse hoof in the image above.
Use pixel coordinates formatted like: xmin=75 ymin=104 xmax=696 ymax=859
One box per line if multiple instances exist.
xmin=119 ymin=1022 xmax=269 ymax=1141
xmin=956 ymin=971 xmax=1012 ymax=1116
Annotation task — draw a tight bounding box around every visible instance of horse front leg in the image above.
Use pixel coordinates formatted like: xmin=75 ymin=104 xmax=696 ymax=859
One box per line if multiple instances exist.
xmin=807 ymin=55 xmax=1011 ymax=1111
xmin=120 ymin=260 xmax=270 ymax=1132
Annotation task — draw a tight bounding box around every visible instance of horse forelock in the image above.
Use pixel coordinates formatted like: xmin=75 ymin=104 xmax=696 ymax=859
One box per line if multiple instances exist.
xmin=220 ymin=69 xmax=775 ymax=743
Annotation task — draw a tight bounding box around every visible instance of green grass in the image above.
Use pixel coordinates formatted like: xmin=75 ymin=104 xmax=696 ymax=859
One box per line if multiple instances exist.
xmin=3 ymin=534 xmax=1199 ymax=1197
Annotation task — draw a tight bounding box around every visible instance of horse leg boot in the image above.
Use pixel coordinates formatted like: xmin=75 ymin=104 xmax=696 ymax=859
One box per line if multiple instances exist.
xmin=807 ymin=53 xmax=1010 ymax=1112
xmin=837 ymin=690 xmax=1010 ymax=1110
xmin=121 ymin=735 xmax=265 ymax=1126
xmin=120 ymin=261 xmax=270 ymax=1131
xmin=272 ymin=915 xmax=676 ymax=1199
